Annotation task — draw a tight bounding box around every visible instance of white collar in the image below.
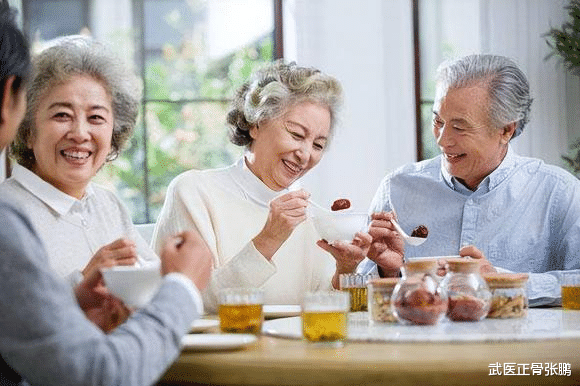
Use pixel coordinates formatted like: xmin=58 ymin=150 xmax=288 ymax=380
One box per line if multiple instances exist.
xmin=11 ymin=164 xmax=94 ymax=215
xmin=441 ymin=146 xmax=515 ymax=194
xmin=229 ymin=155 xmax=301 ymax=207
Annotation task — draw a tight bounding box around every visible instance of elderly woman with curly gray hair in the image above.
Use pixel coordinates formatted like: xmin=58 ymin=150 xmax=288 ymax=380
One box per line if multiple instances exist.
xmin=0 ymin=36 xmax=159 ymax=288
xmin=152 ymin=61 xmax=371 ymax=311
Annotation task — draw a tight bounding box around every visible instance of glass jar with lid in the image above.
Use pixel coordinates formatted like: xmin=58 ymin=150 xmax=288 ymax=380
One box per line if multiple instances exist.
xmin=440 ymin=258 xmax=491 ymax=322
xmin=391 ymin=259 xmax=448 ymax=325
xmin=483 ymin=273 xmax=529 ymax=318
xmin=368 ymin=278 xmax=399 ymax=324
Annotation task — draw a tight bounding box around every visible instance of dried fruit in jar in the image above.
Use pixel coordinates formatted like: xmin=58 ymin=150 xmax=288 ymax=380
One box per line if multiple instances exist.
xmin=487 ymin=294 xmax=527 ymax=318
xmin=447 ymin=295 xmax=489 ymax=321
xmin=394 ymin=287 xmax=447 ymax=325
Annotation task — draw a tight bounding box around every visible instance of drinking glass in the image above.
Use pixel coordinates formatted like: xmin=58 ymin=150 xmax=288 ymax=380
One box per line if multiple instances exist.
xmin=301 ymin=291 xmax=349 ymax=347
xmin=339 ymin=273 xmax=374 ymax=312
xmin=561 ymin=272 xmax=580 ymax=310
xmin=218 ymin=288 xmax=264 ymax=334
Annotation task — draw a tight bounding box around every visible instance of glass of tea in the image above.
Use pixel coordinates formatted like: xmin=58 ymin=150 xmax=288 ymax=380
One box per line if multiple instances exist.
xmin=218 ymin=288 xmax=264 ymax=334
xmin=339 ymin=273 xmax=374 ymax=312
xmin=561 ymin=272 xmax=580 ymax=310
xmin=301 ymin=291 xmax=350 ymax=347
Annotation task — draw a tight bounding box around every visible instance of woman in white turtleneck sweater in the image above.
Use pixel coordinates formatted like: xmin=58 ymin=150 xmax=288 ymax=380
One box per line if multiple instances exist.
xmin=152 ymin=61 xmax=371 ymax=311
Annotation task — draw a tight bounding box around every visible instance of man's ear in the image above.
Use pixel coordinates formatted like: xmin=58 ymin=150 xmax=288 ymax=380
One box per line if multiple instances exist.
xmin=0 ymin=76 xmax=21 ymax=149
xmin=500 ymin=121 xmax=517 ymax=144
xmin=0 ymin=76 xmax=18 ymax=126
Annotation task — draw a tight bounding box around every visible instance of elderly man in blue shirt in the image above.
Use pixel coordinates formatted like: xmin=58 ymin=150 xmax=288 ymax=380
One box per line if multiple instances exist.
xmin=359 ymin=54 xmax=580 ymax=307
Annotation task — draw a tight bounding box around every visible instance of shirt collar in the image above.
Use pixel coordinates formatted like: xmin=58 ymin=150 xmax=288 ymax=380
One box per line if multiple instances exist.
xmin=441 ymin=146 xmax=516 ymax=195
xmin=11 ymin=164 xmax=94 ymax=215
xmin=229 ymin=155 xmax=300 ymax=207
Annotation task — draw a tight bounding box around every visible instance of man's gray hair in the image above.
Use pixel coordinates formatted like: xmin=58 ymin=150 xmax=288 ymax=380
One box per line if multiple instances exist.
xmin=435 ymin=54 xmax=532 ymax=138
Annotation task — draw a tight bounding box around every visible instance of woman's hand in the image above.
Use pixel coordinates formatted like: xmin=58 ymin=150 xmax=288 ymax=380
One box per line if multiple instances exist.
xmin=75 ymin=268 xmax=131 ymax=333
xmin=253 ymin=189 xmax=310 ymax=260
xmin=317 ymin=232 xmax=372 ymax=288
xmin=82 ymin=238 xmax=138 ymax=279
xmin=367 ymin=211 xmax=405 ymax=277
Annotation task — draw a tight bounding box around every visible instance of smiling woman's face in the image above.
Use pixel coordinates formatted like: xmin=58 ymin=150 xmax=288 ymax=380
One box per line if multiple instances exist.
xmin=29 ymin=74 xmax=114 ymax=199
xmin=246 ymin=101 xmax=331 ymax=191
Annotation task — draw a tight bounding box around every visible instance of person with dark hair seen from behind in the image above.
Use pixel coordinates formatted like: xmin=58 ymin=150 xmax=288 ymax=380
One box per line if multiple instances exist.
xmin=152 ymin=61 xmax=372 ymax=312
xmin=359 ymin=54 xmax=580 ymax=307
xmin=0 ymin=2 xmax=212 ymax=385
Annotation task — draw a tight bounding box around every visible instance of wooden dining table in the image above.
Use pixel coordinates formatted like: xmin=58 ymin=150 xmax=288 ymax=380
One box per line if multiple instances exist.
xmin=159 ymin=309 xmax=580 ymax=386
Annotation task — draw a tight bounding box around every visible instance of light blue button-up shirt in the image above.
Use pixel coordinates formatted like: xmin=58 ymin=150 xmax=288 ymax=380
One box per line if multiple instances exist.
xmin=358 ymin=147 xmax=580 ymax=306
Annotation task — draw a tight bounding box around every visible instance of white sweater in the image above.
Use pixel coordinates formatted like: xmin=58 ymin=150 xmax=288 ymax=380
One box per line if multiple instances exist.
xmin=152 ymin=158 xmax=335 ymax=312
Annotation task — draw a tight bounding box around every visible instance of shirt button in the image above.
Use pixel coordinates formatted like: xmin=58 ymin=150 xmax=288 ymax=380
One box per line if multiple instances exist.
xmin=81 ymin=219 xmax=88 ymax=227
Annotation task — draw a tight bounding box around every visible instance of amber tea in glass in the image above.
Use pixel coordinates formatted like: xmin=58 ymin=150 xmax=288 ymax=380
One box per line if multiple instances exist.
xmin=561 ymin=272 xmax=580 ymax=310
xmin=301 ymin=291 xmax=349 ymax=346
xmin=218 ymin=288 xmax=264 ymax=334
xmin=345 ymin=287 xmax=368 ymax=312
xmin=339 ymin=273 xmax=373 ymax=311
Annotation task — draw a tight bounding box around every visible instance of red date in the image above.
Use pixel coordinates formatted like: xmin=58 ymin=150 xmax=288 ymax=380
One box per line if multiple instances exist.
xmin=331 ymin=199 xmax=351 ymax=211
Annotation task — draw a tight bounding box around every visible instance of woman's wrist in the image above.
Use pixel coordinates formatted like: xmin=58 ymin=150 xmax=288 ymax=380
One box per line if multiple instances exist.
xmin=252 ymin=231 xmax=285 ymax=261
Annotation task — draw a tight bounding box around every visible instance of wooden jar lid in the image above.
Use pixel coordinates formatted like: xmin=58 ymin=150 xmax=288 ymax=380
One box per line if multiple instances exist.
xmin=483 ymin=273 xmax=529 ymax=289
xmin=404 ymin=259 xmax=437 ymax=272
xmin=446 ymin=258 xmax=480 ymax=273
xmin=368 ymin=278 xmax=399 ymax=288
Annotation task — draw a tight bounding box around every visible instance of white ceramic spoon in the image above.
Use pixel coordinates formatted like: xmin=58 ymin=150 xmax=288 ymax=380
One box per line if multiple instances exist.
xmin=391 ymin=218 xmax=427 ymax=247
xmin=308 ymin=199 xmax=330 ymax=212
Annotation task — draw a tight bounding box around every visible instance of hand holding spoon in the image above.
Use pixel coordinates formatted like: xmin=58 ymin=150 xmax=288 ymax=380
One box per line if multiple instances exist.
xmin=391 ymin=218 xmax=427 ymax=246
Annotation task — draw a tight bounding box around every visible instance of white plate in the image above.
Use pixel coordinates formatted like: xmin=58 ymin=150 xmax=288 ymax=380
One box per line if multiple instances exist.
xmin=190 ymin=319 xmax=219 ymax=333
xmin=181 ymin=333 xmax=257 ymax=351
xmin=263 ymin=305 xmax=301 ymax=319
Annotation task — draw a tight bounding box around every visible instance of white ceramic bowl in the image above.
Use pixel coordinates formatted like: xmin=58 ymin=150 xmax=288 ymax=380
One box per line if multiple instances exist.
xmin=312 ymin=212 xmax=368 ymax=243
xmin=101 ymin=266 xmax=162 ymax=308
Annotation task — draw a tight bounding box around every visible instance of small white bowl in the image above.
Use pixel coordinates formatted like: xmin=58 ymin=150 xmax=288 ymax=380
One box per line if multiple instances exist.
xmin=101 ymin=266 xmax=162 ymax=308
xmin=312 ymin=212 xmax=368 ymax=243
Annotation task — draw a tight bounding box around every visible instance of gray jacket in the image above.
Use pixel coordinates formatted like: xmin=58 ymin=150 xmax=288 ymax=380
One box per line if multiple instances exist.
xmin=0 ymin=200 xmax=198 ymax=386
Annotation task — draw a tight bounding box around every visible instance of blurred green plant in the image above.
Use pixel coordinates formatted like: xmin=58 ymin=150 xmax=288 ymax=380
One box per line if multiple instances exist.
xmin=561 ymin=139 xmax=580 ymax=177
xmin=545 ymin=0 xmax=580 ymax=177
xmin=545 ymin=0 xmax=580 ymax=76
xmin=99 ymin=14 xmax=273 ymax=223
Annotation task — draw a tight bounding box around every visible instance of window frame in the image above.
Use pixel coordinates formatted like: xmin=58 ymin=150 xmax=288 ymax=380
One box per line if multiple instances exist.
xmin=131 ymin=0 xmax=283 ymax=223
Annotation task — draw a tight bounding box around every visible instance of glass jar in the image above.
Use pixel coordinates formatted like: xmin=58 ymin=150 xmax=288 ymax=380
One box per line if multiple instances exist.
xmin=440 ymin=258 xmax=491 ymax=322
xmin=391 ymin=259 xmax=448 ymax=325
xmin=483 ymin=273 xmax=529 ymax=319
xmin=368 ymin=278 xmax=399 ymax=324
xmin=339 ymin=273 xmax=374 ymax=312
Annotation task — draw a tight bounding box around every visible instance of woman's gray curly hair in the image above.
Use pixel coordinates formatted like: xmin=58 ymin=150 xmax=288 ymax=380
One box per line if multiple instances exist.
xmin=227 ymin=60 xmax=343 ymax=147
xmin=435 ymin=54 xmax=532 ymax=139
xmin=10 ymin=35 xmax=141 ymax=169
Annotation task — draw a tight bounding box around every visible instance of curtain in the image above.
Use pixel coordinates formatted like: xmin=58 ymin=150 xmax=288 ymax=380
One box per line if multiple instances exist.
xmin=480 ymin=0 xmax=579 ymax=167
xmin=283 ymin=0 xmax=416 ymax=211
xmin=283 ymin=0 xmax=579 ymax=212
